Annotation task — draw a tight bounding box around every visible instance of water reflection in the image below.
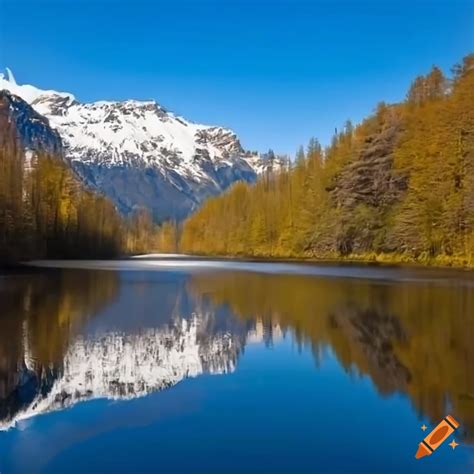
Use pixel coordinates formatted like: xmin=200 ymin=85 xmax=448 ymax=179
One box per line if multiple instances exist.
xmin=0 ymin=263 xmax=473 ymax=450
xmin=0 ymin=269 xmax=119 ymax=429
xmin=0 ymin=269 xmax=254 ymax=431
xmin=189 ymin=270 xmax=474 ymax=443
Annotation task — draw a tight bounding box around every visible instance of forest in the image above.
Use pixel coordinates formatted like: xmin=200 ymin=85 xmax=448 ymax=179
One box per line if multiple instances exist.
xmin=180 ymin=54 xmax=474 ymax=267
xmin=0 ymin=93 xmax=161 ymax=264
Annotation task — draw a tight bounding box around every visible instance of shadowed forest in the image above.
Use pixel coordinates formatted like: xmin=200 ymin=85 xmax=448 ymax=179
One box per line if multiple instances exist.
xmin=180 ymin=55 xmax=474 ymax=267
xmin=0 ymin=92 xmax=161 ymax=264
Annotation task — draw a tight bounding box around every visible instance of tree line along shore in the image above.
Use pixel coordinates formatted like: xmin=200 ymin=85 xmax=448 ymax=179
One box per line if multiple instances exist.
xmin=178 ymin=54 xmax=474 ymax=269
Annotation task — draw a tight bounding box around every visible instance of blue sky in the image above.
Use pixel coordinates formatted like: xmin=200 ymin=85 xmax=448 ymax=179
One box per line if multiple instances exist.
xmin=0 ymin=0 xmax=473 ymax=155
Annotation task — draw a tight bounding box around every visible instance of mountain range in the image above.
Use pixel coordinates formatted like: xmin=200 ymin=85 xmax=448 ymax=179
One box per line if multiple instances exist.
xmin=0 ymin=69 xmax=282 ymax=221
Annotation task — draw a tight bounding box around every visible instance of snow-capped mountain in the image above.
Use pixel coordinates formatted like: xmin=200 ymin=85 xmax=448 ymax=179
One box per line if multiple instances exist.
xmin=0 ymin=69 xmax=281 ymax=220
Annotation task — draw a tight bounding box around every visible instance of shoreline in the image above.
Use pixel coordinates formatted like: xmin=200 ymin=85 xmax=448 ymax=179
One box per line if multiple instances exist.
xmin=175 ymin=251 xmax=474 ymax=271
xmin=2 ymin=252 xmax=473 ymax=273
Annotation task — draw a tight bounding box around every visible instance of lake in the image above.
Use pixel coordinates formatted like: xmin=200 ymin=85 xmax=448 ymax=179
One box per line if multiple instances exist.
xmin=0 ymin=257 xmax=473 ymax=473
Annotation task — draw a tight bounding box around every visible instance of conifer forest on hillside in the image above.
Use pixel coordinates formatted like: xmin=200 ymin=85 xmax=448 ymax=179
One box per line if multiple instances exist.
xmin=181 ymin=55 xmax=474 ymax=267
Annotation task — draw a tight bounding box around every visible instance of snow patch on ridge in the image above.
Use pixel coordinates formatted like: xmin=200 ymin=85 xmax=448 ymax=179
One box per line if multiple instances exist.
xmin=0 ymin=70 xmax=75 ymax=106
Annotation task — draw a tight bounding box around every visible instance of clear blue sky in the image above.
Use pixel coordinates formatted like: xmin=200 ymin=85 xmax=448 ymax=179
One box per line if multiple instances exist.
xmin=1 ymin=0 xmax=473 ymax=155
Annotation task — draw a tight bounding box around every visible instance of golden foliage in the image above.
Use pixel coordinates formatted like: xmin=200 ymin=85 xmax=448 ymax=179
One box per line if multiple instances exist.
xmin=180 ymin=54 xmax=474 ymax=268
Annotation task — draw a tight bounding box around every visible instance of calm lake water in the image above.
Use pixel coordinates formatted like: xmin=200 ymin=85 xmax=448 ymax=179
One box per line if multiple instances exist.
xmin=0 ymin=257 xmax=473 ymax=473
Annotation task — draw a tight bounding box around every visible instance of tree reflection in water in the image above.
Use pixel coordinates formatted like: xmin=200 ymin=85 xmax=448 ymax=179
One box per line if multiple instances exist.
xmin=189 ymin=271 xmax=474 ymax=442
xmin=0 ymin=269 xmax=120 ymax=427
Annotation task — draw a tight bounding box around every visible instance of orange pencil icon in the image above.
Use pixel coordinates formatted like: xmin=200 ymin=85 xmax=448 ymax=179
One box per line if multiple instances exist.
xmin=415 ymin=415 xmax=459 ymax=459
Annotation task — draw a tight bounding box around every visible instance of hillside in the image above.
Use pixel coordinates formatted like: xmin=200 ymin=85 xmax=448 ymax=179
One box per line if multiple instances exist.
xmin=181 ymin=54 xmax=474 ymax=267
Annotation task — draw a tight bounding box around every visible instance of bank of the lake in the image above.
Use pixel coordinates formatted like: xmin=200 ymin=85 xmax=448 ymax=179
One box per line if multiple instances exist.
xmin=178 ymin=249 xmax=474 ymax=270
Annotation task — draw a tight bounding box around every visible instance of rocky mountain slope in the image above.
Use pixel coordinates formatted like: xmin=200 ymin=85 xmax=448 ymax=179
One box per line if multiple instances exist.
xmin=0 ymin=69 xmax=280 ymax=221
xmin=0 ymin=90 xmax=62 ymax=156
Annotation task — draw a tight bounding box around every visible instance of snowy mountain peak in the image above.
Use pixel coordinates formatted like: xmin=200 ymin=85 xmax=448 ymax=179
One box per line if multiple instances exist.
xmin=5 ymin=67 xmax=16 ymax=84
xmin=1 ymin=69 xmax=282 ymax=220
xmin=0 ymin=69 xmax=75 ymax=106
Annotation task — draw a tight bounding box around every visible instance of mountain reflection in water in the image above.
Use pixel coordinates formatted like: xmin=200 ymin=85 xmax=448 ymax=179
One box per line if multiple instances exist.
xmin=0 ymin=269 xmax=252 ymax=431
xmin=0 ymin=262 xmax=473 ymax=449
